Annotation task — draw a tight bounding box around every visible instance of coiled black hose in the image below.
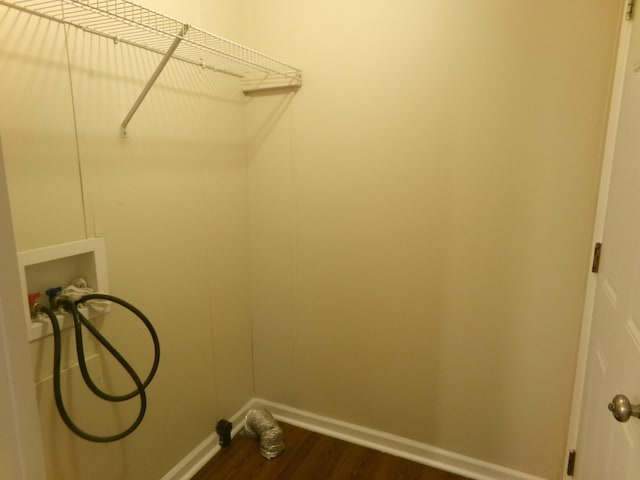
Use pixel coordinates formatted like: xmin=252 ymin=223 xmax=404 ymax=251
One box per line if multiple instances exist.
xmin=40 ymin=294 xmax=159 ymax=443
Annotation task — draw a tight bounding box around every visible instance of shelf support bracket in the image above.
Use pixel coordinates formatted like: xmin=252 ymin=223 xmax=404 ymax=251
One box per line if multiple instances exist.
xmin=121 ymin=24 xmax=190 ymax=138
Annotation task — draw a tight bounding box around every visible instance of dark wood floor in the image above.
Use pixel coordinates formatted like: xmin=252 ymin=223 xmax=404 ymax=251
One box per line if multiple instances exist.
xmin=192 ymin=423 xmax=471 ymax=480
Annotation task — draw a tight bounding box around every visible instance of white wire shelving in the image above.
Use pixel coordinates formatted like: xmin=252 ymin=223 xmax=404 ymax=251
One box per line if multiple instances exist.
xmin=0 ymin=0 xmax=302 ymax=136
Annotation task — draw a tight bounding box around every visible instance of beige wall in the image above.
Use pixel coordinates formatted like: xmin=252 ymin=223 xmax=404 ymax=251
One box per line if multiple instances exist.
xmin=0 ymin=2 xmax=253 ymax=479
xmin=0 ymin=1 xmax=624 ymax=479
xmin=246 ymin=1 xmax=623 ymax=478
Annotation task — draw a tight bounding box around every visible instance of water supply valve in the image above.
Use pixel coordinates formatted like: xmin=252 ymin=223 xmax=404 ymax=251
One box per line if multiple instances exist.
xmin=45 ymin=287 xmax=63 ymax=310
xmin=28 ymin=292 xmax=41 ymax=317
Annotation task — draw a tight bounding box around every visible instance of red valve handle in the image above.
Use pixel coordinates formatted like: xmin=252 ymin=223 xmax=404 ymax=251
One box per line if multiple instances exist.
xmin=28 ymin=292 xmax=41 ymax=306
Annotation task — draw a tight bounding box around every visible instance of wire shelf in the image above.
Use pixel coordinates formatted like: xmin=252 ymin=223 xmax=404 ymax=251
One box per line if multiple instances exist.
xmin=0 ymin=0 xmax=302 ymax=88
xmin=1 ymin=0 xmax=301 ymax=135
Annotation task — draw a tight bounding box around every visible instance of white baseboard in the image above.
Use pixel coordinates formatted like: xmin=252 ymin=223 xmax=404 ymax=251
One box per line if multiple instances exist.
xmin=159 ymin=399 xmax=254 ymax=480
xmin=254 ymin=398 xmax=548 ymax=480
xmin=163 ymin=397 xmax=548 ymax=480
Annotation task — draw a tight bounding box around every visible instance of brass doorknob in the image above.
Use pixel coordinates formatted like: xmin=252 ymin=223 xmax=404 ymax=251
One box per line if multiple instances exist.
xmin=608 ymin=394 xmax=640 ymax=422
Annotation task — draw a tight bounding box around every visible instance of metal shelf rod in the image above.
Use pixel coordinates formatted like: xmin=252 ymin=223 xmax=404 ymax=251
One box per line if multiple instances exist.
xmin=120 ymin=23 xmax=189 ymax=137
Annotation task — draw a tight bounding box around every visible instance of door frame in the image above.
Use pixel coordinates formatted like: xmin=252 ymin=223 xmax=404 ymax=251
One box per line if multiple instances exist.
xmin=563 ymin=10 xmax=634 ymax=479
xmin=0 ymin=136 xmax=46 ymax=480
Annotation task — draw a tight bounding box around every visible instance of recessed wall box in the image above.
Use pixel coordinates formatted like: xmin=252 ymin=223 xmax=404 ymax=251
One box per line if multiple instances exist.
xmin=17 ymin=238 xmax=109 ymax=342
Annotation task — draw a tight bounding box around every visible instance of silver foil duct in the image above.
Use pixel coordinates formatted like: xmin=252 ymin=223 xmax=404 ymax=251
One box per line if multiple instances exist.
xmin=244 ymin=408 xmax=285 ymax=459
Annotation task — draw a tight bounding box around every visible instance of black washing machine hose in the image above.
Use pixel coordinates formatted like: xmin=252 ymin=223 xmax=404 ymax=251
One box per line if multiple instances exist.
xmin=39 ymin=293 xmax=159 ymax=443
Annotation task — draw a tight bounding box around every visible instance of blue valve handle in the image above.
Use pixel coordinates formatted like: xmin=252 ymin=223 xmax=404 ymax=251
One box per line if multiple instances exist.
xmin=45 ymin=287 xmax=63 ymax=309
xmin=45 ymin=287 xmax=62 ymax=299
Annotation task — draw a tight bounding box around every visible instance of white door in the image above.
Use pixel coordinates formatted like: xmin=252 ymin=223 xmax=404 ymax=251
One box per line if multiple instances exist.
xmin=573 ymin=7 xmax=640 ymax=479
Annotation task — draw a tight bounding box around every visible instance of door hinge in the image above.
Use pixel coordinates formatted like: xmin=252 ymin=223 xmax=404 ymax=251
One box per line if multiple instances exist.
xmin=567 ymin=450 xmax=577 ymax=476
xmin=592 ymin=242 xmax=602 ymax=273
xmin=627 ymin=0 xmax=635 ymax=21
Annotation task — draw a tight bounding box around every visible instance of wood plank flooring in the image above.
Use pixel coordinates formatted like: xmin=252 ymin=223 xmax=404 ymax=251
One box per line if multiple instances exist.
xmin=192 ymin=423 xmax=471 ymax=480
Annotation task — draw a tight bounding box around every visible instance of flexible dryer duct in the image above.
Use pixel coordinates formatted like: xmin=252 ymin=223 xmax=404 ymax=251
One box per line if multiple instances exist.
xmin=244 ymin=408 xmax=285 ymax=459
